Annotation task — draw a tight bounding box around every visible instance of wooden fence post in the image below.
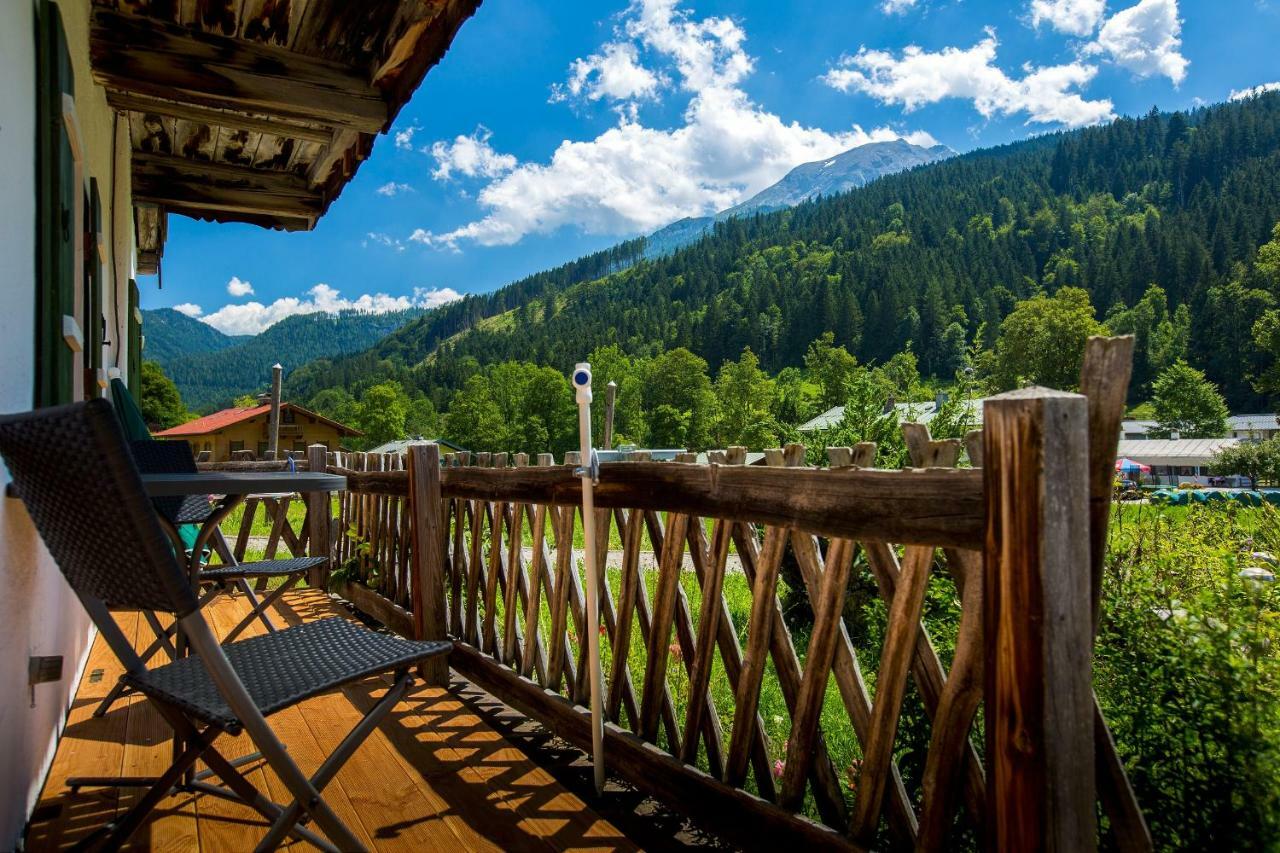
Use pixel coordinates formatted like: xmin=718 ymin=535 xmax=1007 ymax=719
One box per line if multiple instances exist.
xmin=409 ymin=443 xmax=449 ymax=686
xmin=982 ymin=387 xmax=1094 ymax=853
xmin=306 ymin=443 xmax=332 ymax=589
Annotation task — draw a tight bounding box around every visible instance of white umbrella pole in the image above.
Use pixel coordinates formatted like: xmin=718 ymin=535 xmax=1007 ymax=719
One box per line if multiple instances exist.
xmin=572 ymin=362 xmax=606 ymax=795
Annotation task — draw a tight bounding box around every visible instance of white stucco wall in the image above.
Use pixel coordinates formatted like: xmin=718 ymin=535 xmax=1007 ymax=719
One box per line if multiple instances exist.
xmin=0 ymin=1 xmax=133 ymax=845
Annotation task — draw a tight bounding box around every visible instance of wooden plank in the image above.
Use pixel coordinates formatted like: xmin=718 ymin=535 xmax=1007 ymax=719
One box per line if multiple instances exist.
xmin=545 ymin=501 xmax=580 ymax=695
xmin=112 ymin=90 xmax=334 ymax=144
xmin=429 ymin=462 xmax=985 ymax=549
xmin=520 ymin=501 xmax=549 ymax=680
xmin=1078 ymin=335 xmax=1135 ymax=626
xmin=90 ymin=7 xmax=389 ymax=133
xmin=305 ymin=443 xmax=331 ymax=587
xmin=449 ymin=642 xmax=864 ymax=853
xmin=408 ymin=443 xmax=448 ymax=685
xmin=607 ymin=507 xmax=644 ymax=722
xmin=778 ymin=538 xmax=853 ymax=810
xmin=502 ymin=495 xmax=525 ymax=668
xmin=679 ymin=518 xmax=729 ymax=765
xmin=685 ymin=517 xmax=776 ymax=800
xmin=903 ymin=424 xmax=988 ymax=850
xmin=465 ymin=498 xmax=485 ymax=646
xmin=638 ymin=512 xmax=690 ymax=744
xmin=25 ymin=613 xmax=140 ymax=850
xmin=724 ymin=525 xmax=785 ymax=788
xmin=789 ymin=531 xmax=918 ymax=845
xmin=482 ymin=495 xmax=506 ymax=658
xmin=982 ymin=387 xmax=1095 ymax=853
xmin=132 ymin=169 xmax=322 ymax=225
xmin=849 ymin=545 xmax=934 ymax=845
xmin=233 ymin=496 xmax=258 ymax=561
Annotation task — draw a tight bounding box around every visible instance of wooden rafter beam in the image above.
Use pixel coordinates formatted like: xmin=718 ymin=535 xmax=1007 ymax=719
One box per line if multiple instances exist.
xmin=107 ymin=90 xmax=334 ymax=145
xmin=90 ymin=7 xmax=390 ymax=135
xmin=131 ymin=151 xmax=322 ymax=227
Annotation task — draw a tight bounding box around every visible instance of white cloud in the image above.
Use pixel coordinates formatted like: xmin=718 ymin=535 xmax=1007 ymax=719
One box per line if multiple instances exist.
xmin=822 ymin=30 xmax=1115 ymax=128
xmin=375 ymin=181 xmax=414 ymax=197
xmin=1028 ymin=0 xmax=1107 ymax=36
xmin=363 ymin=232 xmax=406 ymax=252
xmin=1229 ymin=81 xmax=1280 ymax=100
xmin=413 ymin=0 xmax=937 ymax=250
xmin=393 ymin=125 xmax=418 ymax=151
xmin=430 ymin=127 xmax=519 ymax=182
xmin=553 ymin=41 xmax=666 ymax=103
xmin=173 ymin=303 xmax=203 ymax=318
xmin=880 ymin=0 xmax=920 ymax=14
xmin=196 ymin=284 xmax=462 ymax=336
xmin=226 ymin=276 xmax=254 ymax=297
xmin=1088 ymin=0 xmax=1188 ymax=84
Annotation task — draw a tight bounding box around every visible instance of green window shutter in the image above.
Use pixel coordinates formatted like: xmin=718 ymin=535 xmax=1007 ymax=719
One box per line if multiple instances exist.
xmin=127 ymin=278 xmax=142 ymax=397
xmin=35 ymin=0 xmax=76 ymax=408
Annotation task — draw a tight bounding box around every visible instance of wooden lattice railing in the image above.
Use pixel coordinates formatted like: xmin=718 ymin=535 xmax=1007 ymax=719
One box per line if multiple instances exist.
xmin=204 ymin=338 xmax=1151 ymax=852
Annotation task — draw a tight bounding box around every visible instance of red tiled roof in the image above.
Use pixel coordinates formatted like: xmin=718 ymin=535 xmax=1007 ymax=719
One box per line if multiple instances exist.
xmin=155 ymin=403 xmax=361 ymax=437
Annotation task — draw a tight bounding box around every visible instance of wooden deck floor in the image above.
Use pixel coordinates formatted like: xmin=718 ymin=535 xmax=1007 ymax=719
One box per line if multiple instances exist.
xmin=25 ymin=589 xmax=638 ymax=852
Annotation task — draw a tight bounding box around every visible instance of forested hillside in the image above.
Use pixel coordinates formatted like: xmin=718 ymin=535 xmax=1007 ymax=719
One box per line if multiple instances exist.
xmin=287 ymin=94 xmax=1280 ymax=417
xmin=152 ymin=308 xmax=425 ymax=411
xmin=140 ymin=308 xmax=247 ymax=363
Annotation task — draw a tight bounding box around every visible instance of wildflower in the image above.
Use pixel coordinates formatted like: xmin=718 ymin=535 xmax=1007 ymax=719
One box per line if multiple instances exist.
xmin=599 ymin=624 xmax=608 ymax=635
xmin=669 ymin=642 xmax=683 ymax=661
xmin=772 ymin=759 xmax=785 ymax=778
xmin=845 ymin=758 xmax=862 ymax=791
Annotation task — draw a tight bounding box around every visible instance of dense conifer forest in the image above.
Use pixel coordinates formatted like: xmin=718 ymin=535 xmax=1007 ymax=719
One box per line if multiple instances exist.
xmin=283 ymin=94 xmax=1280 ymax=418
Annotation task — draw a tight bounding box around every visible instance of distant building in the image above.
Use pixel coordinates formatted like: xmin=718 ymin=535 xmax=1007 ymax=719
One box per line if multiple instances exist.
xmin=368 ymin=438 xmax=469 ymax=455
xmin=1226 ymin=414 xmax=1280 ymax=441
xmin=156 ymin=402 xmax=362 ymax=461
xmin=1119 ymin=419 xmax=1157 ymax=440
xmin=1116 ymin=438 xmax=1241 ymax=486
xmin=798 ymin=397 xmax=985 ymax=433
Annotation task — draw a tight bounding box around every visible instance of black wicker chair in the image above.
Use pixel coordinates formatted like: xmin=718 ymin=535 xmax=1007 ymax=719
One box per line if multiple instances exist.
xmin=89 ymin=439 xmax=323 ymax=719
xmin=0 ymin=400 xmax=451 ymax=852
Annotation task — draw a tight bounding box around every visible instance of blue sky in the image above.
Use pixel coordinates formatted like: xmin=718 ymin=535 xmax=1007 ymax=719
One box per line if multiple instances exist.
xmin=146 ymin=0 xmax=1280 ymax=335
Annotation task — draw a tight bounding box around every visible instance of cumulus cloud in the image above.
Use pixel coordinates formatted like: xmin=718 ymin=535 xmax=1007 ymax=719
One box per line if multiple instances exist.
xmin=1088 ymin=0 xmax=1188 ymax=84
xmin=1230 ymin=81 xmax=1280 ymax=100
xmin=413 ymin=0 xmax=936 ymax=250
xmin=822 ymin=30 xmax=1115 ymax=128
xmin=226 ymin=276 xmax=254 ymax=297
xmin=195 ymin=284 xmax=462 ymax=336
xmin=375 ymin=181 xmax=414 ymax=197
xmin=430 ymin=127 xmax=519 ymax=182
xmin=393 ymin=125 xmax=418 ymax=151
xmin=173 ymin=303 xmax=203 ymax=318
xmin=1028 ymin=0 xmax=1107 ymax=36
xmin=552 ymin=41 xmax=666 ymax=103
xmin=880 ymin=0 xmax=920 ymax=14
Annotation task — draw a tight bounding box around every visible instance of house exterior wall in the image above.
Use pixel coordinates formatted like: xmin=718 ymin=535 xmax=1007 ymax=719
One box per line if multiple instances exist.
xmin=176 ymin=415 xmax=347 ymax=462
xmin=0 ymin=1 xmax=134 ymax=845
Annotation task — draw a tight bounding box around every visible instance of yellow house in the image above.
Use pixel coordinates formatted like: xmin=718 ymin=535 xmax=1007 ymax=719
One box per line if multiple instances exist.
xmin=155 ymin=402 xmax=361 ymax=461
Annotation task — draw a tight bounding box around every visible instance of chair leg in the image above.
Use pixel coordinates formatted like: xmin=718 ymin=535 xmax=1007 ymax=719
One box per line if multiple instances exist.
xmin=71 ymin=725 xmax=214 ymax=852
xmin=253 ymin=671 xmax=415 ymax=853
xmin=223 ymin=572 xmax=303 ymax=644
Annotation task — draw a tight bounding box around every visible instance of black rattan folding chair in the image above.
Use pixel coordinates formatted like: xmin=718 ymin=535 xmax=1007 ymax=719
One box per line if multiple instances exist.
xmin=90 ymin=440 xmax=321 ymax=718
xmin=0 ymin=399 xmax=451 ymax=852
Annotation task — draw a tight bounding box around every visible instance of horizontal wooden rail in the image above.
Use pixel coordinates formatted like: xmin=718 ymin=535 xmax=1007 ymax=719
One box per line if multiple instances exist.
xmin=336 ymin=462 xmax=985 ymax=549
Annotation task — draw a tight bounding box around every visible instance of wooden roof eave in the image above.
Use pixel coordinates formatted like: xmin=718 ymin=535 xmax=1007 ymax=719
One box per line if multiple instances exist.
xmin=89 ymin=0 xmax=483 ymax=241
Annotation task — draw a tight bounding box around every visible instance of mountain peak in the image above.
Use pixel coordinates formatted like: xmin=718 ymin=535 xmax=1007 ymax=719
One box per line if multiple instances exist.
xmin=646 ymin=138 xmax=954 ymax=256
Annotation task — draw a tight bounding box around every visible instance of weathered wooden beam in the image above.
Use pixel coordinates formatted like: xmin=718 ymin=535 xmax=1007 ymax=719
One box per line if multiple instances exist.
xmin=335 ymin=462 xmax=984 ymax=548
xmin=108 ymin=90 xmax=334 ymax=144
xmin=90 ymin=7 xmax=389 ymax=134
xmin=132 ymin=150 xmax=323 ymax=224
xmin=408 ymin=443 xmax=449 ymax=686
xmin=305 ymin=443 xmax=334 ymax=588
xmin=982 ymin=388 xmax=1095 ymax=852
